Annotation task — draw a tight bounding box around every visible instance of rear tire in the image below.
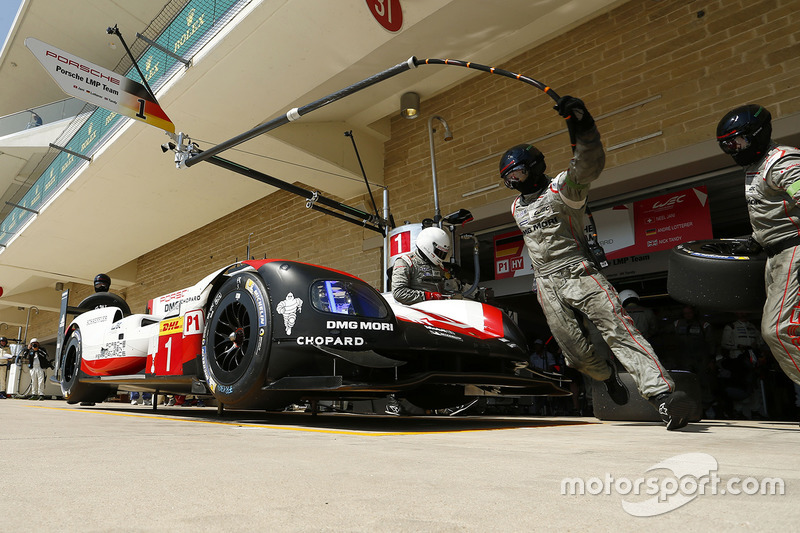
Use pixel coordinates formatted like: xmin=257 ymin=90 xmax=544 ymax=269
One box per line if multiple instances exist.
xmin=61 ymin=330 xmax=113 ymax=404
xmin=201 ymin=272 xmax=272 ymax=407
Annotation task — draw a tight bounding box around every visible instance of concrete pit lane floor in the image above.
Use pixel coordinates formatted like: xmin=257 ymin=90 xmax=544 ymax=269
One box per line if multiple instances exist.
xmin=1 ymin=399 xmax=797 ymax=531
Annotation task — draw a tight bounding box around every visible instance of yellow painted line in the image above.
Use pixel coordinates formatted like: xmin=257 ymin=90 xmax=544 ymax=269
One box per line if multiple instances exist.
xmin=31 ymin=405 xmax=594 ymax=436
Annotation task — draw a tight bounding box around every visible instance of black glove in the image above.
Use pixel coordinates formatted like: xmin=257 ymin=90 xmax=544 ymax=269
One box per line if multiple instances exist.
xmin=731 ymin=236 xmax=762 ymax=255
xmin=555 ymin=95 xmax=595 ymax=135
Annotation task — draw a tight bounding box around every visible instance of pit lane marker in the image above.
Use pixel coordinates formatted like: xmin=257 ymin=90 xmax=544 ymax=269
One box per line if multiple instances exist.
xmin=31 ymin=405 xmax=594 ymax=436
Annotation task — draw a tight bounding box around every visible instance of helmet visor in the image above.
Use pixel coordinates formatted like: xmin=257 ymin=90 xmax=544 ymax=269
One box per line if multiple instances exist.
xmin=502 ymin=165 xmax=528 ymax=189
xmin=718 ymin=134 xmax=751 ymax=155
xmin=433 ymin=246 xmax=448 ymax=261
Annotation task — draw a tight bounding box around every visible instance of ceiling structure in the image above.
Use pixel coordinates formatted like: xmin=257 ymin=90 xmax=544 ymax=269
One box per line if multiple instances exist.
xmin=0 ymin=0 xmax=626 ymax=325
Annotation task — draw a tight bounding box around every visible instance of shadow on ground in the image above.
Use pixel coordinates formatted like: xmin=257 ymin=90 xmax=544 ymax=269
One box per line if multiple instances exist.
xmin=51 ymin=402 xmax=598 ymax=433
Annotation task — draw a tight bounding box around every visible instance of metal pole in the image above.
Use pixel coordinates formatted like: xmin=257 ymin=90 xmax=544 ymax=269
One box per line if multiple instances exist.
xmin=185 ymin=57 xmax=418 ymax=167
xmin=185 ymin=56 xmax=566 ymax=170
xmin=427 ymin=115 xmax=452 ymax=226
xmin=382 ymin=188 xmax=390 ymax=293
xmin=204 ymin=155 xmax=374 ymax=220
xmin=107 ymin=25 xmax=158 ymax=102
xmin=136 ymin=32 xmax=191 ymax=66
xmin=23 ymin=306 xmax=39 ymax=345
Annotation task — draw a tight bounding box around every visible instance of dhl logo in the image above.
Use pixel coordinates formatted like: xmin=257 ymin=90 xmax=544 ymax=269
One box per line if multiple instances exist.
xmin=159 ymin=317 xmax=184 ymax=336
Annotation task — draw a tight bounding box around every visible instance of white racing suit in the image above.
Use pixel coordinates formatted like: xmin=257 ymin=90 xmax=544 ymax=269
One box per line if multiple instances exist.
xmin=744 ymin=143 xmax=800 ymax=386
xmin=391 ymin=251 xmax=447 ymax=305
xmin=511 ymin=126 xmax=674 ymax=399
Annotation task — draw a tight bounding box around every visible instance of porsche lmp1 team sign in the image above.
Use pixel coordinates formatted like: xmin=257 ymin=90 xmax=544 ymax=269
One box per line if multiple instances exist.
xmin=25 ymin=37 xmax=175 ymax=133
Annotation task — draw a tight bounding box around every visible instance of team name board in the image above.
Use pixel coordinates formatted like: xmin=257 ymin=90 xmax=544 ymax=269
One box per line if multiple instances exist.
xmin=25 ymin=37 xmax=175 ymax=133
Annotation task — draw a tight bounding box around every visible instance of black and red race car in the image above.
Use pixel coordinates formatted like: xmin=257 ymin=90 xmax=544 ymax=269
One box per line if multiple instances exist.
xmin=54 ymin=259 xmax=567 ymax=410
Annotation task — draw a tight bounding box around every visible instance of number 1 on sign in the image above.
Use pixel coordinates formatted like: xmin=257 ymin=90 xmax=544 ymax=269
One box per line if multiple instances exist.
xmin=136 ymin=98 xmax=146 ymax=119
xmin=164 ymin=336 xmax=172 ymax=372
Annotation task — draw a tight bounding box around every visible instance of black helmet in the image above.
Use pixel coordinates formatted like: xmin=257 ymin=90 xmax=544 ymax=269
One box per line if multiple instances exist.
xmin=716 ymin=104 xmax=772 ymax=166
xmin=499 ymin=144 xmax=547 ymax=195
xmin=94 ymin=273 xmax=111 ymax=293
xmin=0 ymin=336 xmax=7 ymax=344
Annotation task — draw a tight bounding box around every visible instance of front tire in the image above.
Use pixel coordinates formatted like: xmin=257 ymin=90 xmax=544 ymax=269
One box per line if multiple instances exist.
xmin=202 ymin=272 xmax=272 ymax=406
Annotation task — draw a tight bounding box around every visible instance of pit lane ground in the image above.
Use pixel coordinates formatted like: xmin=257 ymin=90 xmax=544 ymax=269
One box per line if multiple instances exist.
xmin=1 ymin=399 xmax=797 ymax=531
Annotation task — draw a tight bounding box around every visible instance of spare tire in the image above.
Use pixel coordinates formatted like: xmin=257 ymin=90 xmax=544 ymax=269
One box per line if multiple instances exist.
xmin=668 ymin=239 xmax=766 ymax=312
xmin=78 ymin=292 xmax=132 ymax=317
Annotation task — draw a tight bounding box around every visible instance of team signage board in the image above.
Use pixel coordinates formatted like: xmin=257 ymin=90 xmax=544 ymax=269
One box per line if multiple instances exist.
xmin=493 ymin=230 xmax=532 ymax=280
xmin=25 ymin=37 xmax=175 ymax=133
xmin=388 ymin=223 xmax=423 ymax=264
xmin=366 ymin=0 xmax=403 ymax=32
xmin=594 ymin=186 xmax=713 ymax=259
xmin=493 ymin=186 xmax=712 ymax=280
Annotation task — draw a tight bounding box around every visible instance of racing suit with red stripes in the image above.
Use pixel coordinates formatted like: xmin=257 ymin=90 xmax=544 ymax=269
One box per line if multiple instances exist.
xmin=511 ymin=125 xmax=674 ymax=399
xmin=744 ymin=143 xmax=800 ymax=386
xmin=391 ymin=251 xmax=446 ymax=305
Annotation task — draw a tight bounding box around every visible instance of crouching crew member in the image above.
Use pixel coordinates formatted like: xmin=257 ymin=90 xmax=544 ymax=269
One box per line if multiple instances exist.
xmin=392 ymin=227 xmax=453 ymax=305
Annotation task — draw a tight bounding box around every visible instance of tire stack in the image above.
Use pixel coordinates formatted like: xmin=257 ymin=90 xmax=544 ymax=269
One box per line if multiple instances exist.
xmin=667 ymin=238 xmax=767 ymax=312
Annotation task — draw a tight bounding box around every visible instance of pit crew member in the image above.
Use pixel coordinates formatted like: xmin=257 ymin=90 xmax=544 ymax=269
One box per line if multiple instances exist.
xmin=716 ymin=103 xmax=800 ymax=391
xmin=392 ymin=226 xmax=453 ymax=305
xmin=0 ymin=336 xmax=11 ymax=398
xmin=499 ymin=95 xmax=693 ymax=430
xmin=25 ymin=338 xmax=49 ymax=401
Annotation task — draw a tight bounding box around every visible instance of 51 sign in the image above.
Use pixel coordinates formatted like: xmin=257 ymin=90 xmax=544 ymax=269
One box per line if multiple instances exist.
xmin=366 ymin=0 xmax=403 ymax=32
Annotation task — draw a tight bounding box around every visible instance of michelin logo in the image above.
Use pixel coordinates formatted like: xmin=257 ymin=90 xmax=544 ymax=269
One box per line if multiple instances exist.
xmin=277 ymin=293 xmax=303 ymax=335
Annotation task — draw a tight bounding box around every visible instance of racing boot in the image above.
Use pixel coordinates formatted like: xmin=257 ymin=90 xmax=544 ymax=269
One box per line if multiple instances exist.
xmin=603 ymin=361 xmax=629 ymax=406
xmin=385 ymin=395 xmax=402 ymax=416
xmin=649 ymin=390 xmax=694 ymax=431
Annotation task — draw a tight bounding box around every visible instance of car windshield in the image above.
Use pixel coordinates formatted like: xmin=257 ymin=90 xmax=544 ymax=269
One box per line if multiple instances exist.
xmin=311 ymin=280 xmax=388 ymax=318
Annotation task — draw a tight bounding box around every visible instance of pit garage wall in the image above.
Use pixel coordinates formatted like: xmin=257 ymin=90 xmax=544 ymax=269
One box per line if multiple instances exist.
xmin=25 ymin=0 xmax=800 ymax=342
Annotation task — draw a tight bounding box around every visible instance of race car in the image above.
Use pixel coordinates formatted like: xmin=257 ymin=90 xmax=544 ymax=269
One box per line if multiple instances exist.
xmin=54 ymin=259 xmax=568 ymax=410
